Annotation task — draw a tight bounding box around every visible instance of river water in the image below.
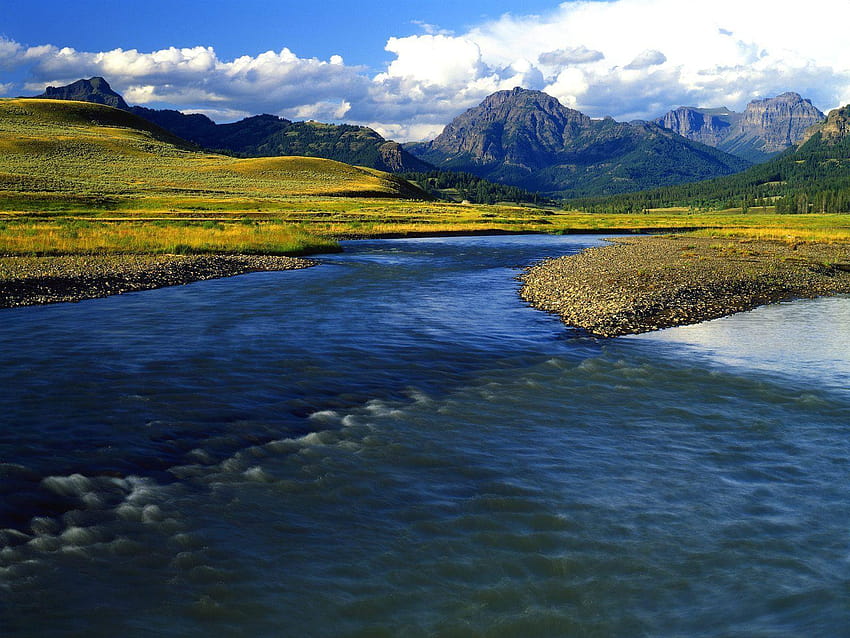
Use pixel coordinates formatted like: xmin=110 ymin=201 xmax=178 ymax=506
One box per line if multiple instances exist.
xmin=1 ymin=235 xmax=849 ymax=636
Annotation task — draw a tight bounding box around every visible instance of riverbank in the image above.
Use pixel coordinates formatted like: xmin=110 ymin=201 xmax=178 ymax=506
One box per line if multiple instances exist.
xmin=520 ymin=235 xmax=850 ymax=337
xmin=0 ymin=254 xmax=315 ymax=308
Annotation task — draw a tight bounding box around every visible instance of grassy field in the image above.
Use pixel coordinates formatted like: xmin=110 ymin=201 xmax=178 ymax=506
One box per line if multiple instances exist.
xmin=1 ymin=98 xmax=849 ymax=255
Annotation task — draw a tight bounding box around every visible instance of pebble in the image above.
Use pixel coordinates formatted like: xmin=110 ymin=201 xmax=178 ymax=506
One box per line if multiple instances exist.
xmin=0 ymin=254 xmax=315 ymax=308
xmin=520 ymin=235 xmax=850 ymax=337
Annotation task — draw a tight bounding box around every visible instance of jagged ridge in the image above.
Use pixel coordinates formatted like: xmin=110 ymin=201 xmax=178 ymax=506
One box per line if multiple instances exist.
xmin=655 ymin=93 xmax=825 ymax=163
xmin=408 ymin=87 xmax=750 ymax=197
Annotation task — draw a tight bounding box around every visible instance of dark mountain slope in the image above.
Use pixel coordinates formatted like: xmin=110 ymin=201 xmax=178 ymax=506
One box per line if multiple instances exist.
xmin=572 ymin=104 xmax=850 ymax=213
xmin=408 ymin=88 xmax=750 ymax=197
xmin=35 ymin=77 xmax=130 ymax=110
xmin=33 ymin=78 xmax=430 ymax=173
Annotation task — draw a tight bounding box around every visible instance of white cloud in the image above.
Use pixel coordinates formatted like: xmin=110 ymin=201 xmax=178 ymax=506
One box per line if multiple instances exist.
xmin=625 ymin=49 xmax=667 ymax=70
xmin=286 ymin=99 xmax=352 ymax=121
xmin=0 ymin=37 xmax=23 ymax=69
xmin=11 ymin=43 xmax=369 ymax=118
xmin=377 ymin=35 xmax=487 ymax=89
xmin=367 ymin=121 xmax=445 ymax=143
xmin=538 ymin=46 xmax=604 ymax=66
xmin=410 ymin=20 xmax=453 ymax=37
xmin=181 ymin=107 xmax=252 ymax=122
xmin=2 ymin=0 xmax=850 ymax=141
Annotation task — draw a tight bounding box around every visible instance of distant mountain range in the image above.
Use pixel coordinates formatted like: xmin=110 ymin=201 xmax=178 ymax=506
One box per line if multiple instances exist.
xmin=34 ymin=78 xmax=430 ymax=174
xmin=572 ymin=103 xmax=850 ymax=214
xmin=32 ymin=78 xmax=829 ymax=200
xmin=405 ymin=87 xmax=751 ymax=197
xmin=654 ymin=92 xmax=825 ymax=163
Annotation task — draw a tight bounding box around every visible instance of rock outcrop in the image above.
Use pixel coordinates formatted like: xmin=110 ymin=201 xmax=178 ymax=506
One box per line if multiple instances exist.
xmin=654 ymin=107 xmax=738 ymax=148
xmin=35 ymin=77 xmax=130 ymax=110
xmin=800 ymin=104 xmax=850 ymax=145
xmin=656 ymin=93 xmax=825 ymax=163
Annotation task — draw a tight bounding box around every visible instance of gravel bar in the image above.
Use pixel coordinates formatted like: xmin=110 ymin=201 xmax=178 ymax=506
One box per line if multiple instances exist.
xmin=520 ymin=235 xmax=850 ymax=337
xmin=0 ymin=254 xmax=315 ymax=308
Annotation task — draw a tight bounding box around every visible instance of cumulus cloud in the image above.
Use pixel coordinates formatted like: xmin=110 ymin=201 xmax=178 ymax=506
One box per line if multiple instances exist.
xmin=11 ymin=42 xmax=369 ymax=120
xmin=624 ymin=49 xmax=667 ymax=70
xmin=0 ymin=37 xmax=23 ymax=70
xmin=2 ymin=0 xmax=850 ymax=141
xmin=538 ymin=46 xmax=604 ymax=66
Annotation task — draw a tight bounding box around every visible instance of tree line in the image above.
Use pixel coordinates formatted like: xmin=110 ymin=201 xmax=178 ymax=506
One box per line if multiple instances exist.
xmin=401 ymin=170 xmax=552 ymax=205
xmin=567 ymin=131 xmax=850 ymax=214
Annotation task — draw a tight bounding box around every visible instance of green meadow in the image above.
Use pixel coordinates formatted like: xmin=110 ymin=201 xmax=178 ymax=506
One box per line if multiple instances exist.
xmin=1 ymin=98 xmax=849 ymax=256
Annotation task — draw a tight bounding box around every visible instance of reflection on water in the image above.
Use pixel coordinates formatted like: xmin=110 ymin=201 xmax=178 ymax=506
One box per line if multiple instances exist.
xmin=1 ymin=235 xmax=849 ymax=637
xmin=632 ymin=295 xmax=850 ymax=389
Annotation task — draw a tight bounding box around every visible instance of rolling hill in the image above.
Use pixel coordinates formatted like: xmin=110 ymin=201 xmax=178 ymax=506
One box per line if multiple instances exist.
xmin=34 ymin=77 xmax=431 ymax=174
xmin=0 ymin=98 xmax=428 ymax=212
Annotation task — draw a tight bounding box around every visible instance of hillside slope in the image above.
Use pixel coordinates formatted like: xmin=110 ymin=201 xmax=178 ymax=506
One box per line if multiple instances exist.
xmin=130 ymin=107 xmax=432 ymax=173
xmin=408 ymin=88 xmax=750 ymax=197
xmin=34 ymin=77 xmax=430 ymax=173
xmin=0 ymin=98 xmax=427 ymax=210
xmin=573 ymin=104 xmax=850 ymax=213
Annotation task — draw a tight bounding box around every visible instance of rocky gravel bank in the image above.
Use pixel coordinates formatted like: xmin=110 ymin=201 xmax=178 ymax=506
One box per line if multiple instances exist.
xmin=0 ymin=254 xmax=315 ymax=308
xmin=521 ymin=235 xmax=850 ymax=337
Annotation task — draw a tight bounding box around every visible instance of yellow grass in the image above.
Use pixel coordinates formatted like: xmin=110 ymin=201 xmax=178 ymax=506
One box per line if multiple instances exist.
xmin=0 ymin=221 xmax=338 ymax=256
xmin=1 ymin=98 xmax=849 ymax=255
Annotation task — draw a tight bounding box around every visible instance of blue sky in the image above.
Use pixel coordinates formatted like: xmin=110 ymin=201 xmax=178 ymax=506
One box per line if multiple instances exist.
xmin=2 ymin=0 xmax=849 ymax=141
xmin=3 ymin=0 xmax=563 ymax=68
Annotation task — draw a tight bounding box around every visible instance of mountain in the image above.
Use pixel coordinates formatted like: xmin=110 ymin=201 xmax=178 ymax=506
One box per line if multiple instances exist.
xmin=407 ymin=87 xmax=750 ymax=198
xmin=803 ymin=104 xmax=850 ymax=144
xmin=0 ymin=98 xmax=429 ymax=209
xmin=34 ymin=77 xmax=130 ymax=110
xmin=573 ymin=103 xmax=850 ymax=214
xmin=654 ymin=106 xmax=738 ymax=148
xmin=32 ymin=78 xmax=430 ymax=173
xmin=129 ymin=107 xmax=432 ymax=173
xmin=655 ymin=93 xmax=825 ymax=163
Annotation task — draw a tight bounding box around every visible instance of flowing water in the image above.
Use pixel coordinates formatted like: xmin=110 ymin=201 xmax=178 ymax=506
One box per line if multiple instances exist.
xmin=1 ymin=235 xmax=849 ymax=637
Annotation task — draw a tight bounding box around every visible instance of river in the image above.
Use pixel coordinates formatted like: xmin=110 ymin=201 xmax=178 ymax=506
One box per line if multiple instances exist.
xmin=1 ymin=234 xmax=849 ymax=636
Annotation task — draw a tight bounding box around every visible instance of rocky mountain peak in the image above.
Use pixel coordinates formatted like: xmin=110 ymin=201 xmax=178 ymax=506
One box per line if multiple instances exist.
xmin=408 ymin=87 xmax=749 ymax=197
xmin=800 ymin=104 xmax=850 ymax=145
xmin=736 ymin=92 xmax=825 ymax=151
xmin=655 ymin=106 xmax=738 ymax=147
xmin=425 ymin=88 xmax=593 ymax=168
xmin=36 ymin=77 xmax=129 ymax=110
xmin=655 ymin=92 xmax=825 ymax=162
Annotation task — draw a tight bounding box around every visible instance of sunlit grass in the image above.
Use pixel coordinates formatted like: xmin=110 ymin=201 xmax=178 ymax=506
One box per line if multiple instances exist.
xmin=1 ymin=98 xmax=849 ymax=256
xmin=0 ymin=221 xmax=338 ymax=256
xmin=689 ymin=226 xmax=850 ymax=244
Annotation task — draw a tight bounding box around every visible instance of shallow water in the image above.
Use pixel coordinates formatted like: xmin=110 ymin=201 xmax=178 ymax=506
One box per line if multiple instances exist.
xmin=1 ymin=235 xmax=849 ymax=636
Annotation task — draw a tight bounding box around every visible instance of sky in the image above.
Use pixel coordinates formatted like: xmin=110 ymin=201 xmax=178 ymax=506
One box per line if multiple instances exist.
xmin=2 ymin=0 xmax=850 ymax=141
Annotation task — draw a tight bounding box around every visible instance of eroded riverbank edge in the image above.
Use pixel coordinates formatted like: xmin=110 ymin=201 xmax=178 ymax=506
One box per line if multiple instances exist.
xmin=520 ymin=235 xmax=850 ymax=337
xmin=0 ymin=254 xmax=316 ymax=308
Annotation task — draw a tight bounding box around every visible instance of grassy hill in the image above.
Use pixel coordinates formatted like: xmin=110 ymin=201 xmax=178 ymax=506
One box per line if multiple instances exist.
xmin=0 ymin=99 xmax=427 ymax=214
xmin=1 ymin=97 xmax=848 ymax=258
xmin=130 ymin=107 xmax=433 ymax=173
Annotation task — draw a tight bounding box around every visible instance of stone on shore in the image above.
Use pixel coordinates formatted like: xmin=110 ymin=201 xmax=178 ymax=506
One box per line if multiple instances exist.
xmin=0 ymin=254 xmax=315 ymax=309
xmin=520 ymin=235 xmax=850 ymax=337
